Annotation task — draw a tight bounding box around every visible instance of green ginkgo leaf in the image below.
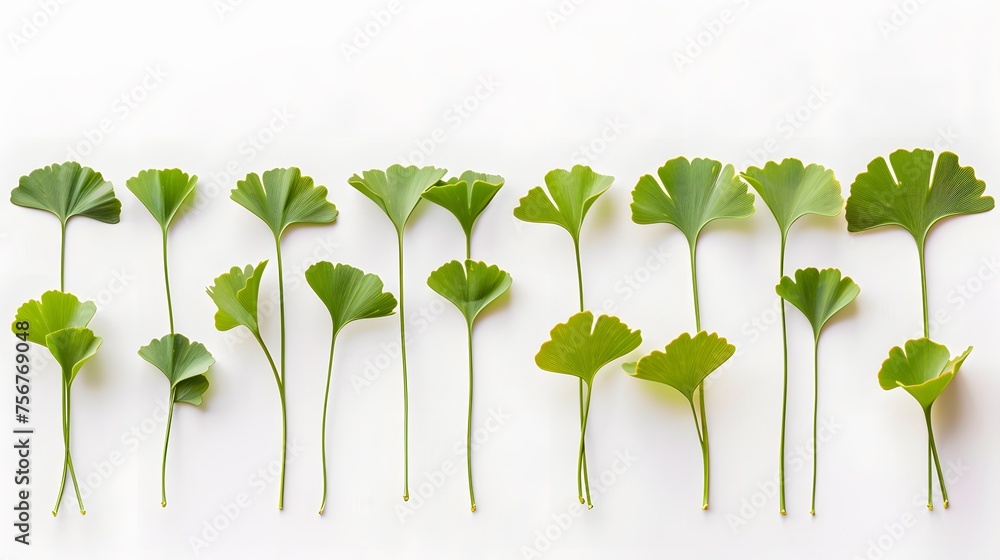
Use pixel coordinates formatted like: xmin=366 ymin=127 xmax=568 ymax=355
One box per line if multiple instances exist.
xmin=876 ymin=338 xmax=971 ymax=510
xmin=206 ymin=261 xmax=268 ymax=336
xmin=348 ymin=164 xmax=447 ymax=234
xmin=535 ymin=311 xmax=641 ymax=509
xmin=12 ymin=290 xmax=96 ymax=347
xmin=427 ymin=260 xmax=512 ymax=327
xmin=174 ymin=376 xmax=210 ymax=406
xmin=46 ymin=327 xmax=102 ymax=386
xmin=126 ymin=168 xmax=198 ymax=231
xmin=231 ymin=167 xmax=338 ymax=238
xmin=348 ymin=163 xmax=446 ymax=502
xmin=305 ymin=261 xmax=396 ymax=514
xmin=138 ymin=334 xmax=215 ymax=397
xmin=776 ymin=268 xmax=860 ymax=338
xmin=513 ymin=165 xmax=614 ymax=242
xmin=11 ymin=162 xmax=122 ymax=225
xmin=631 ymin=157 xmax=755 ymax=245
xmin=740 ymin=158 xmax=842 ymax=515
xmin=422 ymin=171 xmax=504 ymax=257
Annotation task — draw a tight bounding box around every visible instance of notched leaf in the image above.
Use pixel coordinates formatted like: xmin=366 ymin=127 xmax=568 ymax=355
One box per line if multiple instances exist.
xmin=513 ymin=165 xmax=614 ymax=240
xmin=348 ymin=164 xmax=447 ymax=233
xmin=11 ymin=162 xmax=121 ymax=224
xmin=741 ymin=158 xmax=842 ymax=236
xmin=535 ymin=311 xmax=642 ymax=386
xmin=12 ymin=290 xmax=97 ymax=347
xmin=422 ymin=171 xmax=504 ymax=238
xmin=305 ymin=262 xmax=397 ymax=334
xmin=232 ymin=167 xmax=338 ymax=238
xmin=877 ymin=338 xmax=971 ymax=409
xmin=126 ymin=168 xmax=198 ymax=230
xmin=629 ymin=331 xmax=735 ymax=402
xmin=427 ymin=260 xmax=512 ymax=326
xmin=776 ymin=268 xmax=859 ymax=337
xmin=207 ymin=261 xmax=268 ymax=335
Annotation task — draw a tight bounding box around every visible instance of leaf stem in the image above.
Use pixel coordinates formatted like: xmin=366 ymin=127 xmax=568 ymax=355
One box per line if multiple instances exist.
xmin=924 ymin=406 xmax=949 ymax=509
xmin=162 ymin=228 xmax=175 ymax=335
xmin=274 ymin=236 xmax=286 ymax=387
xmin=778 ymin=233 xmax=788 ymax=516
xmin=465 ymin=233 xmax=472 ymax=261
xmin=917 ymin=241 xmax=929 ymax=339
xmin=397 ymin=231 xmax=410 ymax=501
xmin=688 ymin=398 xmax=708 ymax=510
xmin=572 ymin=237 xmax=590 ymax=504
xmin=689 ymin=240 xmax=709 ymax=508
xmin=161 ymin=389 xmax=175 ymax=507
xmin=253 ymin=332 xmax=285 ymax=509
xmin=466 ymin=324 xmax=476 ymax=512
xmin=577 ymin=383 xmax=593 ymax=509
xmin=60 ymin=220 xmax=67 ymax=292
xmin=53 ymin=375 xmax=68 ymax=516
xmin=63 ymin=375 xmax=84 ymax=514
xmin=810 ymin=336 xmax=819 ymax=515
xmin=319 ymin=332 xmax=337 ymax=514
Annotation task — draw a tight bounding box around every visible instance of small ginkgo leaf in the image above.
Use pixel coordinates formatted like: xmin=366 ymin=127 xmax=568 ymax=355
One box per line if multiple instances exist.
xmin=877 ymin=338 xmax=971 ymax=410
xmin=513 ymin=166 xmax=615 ymax=241
xmin=206 ymin=261 xmax=268 ymax=335
xmin=630 ymin=332 xmax=735 ymax=402
xmin=126 ymin=168 xmax=198 ymax=230
xmin=46 ymin=327 xmax=102 ymax=385
xmin=427 ymin=260 xmax=512 ymax=327
xmin=138 ymin=334 xmax=215 ymax=398
xmin=776 ymin=268 xmax=860 ymax=338
xmin=348 ymin=164 xmax=447 ymax=233
xmin=535 ymin=311 xmax=642 ymax=386
xmin=631 ymin=157 xmax=755 ymax=244
xmin=422 ymin=171 xmax=505 ymax=238
xmin=845 ymin=149 xmax=993 ymax=242
xmin=12 ymin=291 xmax=96 ymax=347
xmin=11 ymin=162 xmax=122 ymax=225
xmin=173 ymin=375 xmax=210 ymax=405
xmin=232 ymin=167 xmax=338 ymax=238
xmin=305 ymin=262 xmax=397 ymax=334
xmin=741 ymin=159 xmax=842 ymax=237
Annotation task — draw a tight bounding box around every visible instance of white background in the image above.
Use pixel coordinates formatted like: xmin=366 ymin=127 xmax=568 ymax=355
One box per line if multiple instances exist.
xmin=1 ymin=0 xmax=998 ymax=558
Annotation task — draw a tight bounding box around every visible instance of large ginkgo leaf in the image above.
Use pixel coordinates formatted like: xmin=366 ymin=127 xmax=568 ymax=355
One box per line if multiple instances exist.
xmin=427 ymin=260 xmax=512 ymax=327
xmin=305 ymin=262 xmax=397 ymax=334
xmin=206 ymin=261 xmax=268 ymax=335
xmin=741 ymin=159 xmax=842 ymax=237
xmin=126 ymin=168 xmax=198 ymax=230
xmin=535 ymin=311 xmax=642 ymax=386
xmin=138 ymin=334 xmax=215 ymax=405
xmin=46 ymin=327 xmax=102 ymax=385
xmin=348 ymin=164 xmax=447 ymax=233
xmin=630 ymin=332 xmax=735 ymax=402
xmin=232 ymin=167 xmax=338 ymax=238
xmin=776 ymin=268 xmax=859 ymax=338
xmin=11 ymin=162 xmax=121 ymax=224
xmin=877 ymin=338 xmax=971 ymax=409
xmin=513 ymin=166 xmax=614 ymax=242
xmin=12 ymin=291 xmax=97 ymax=347
xmin=422 ymin=171 xmax=504 ymax=241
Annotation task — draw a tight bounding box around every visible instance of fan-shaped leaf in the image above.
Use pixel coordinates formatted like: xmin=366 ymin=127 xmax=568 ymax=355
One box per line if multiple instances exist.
xmin=126 ymin=168 xmax=198 ymax=230
xmin=513 ymin=165 xmax=614 ymax=241
xmin=46 ymin=327 xmax=102 ymax=385
xmin=845 ymin=149 xmax=993 ymax=243
xmin=174 ymin=375 xmax=210 ymax=406
xmin=535 ymin=311 xmax=642 ymax=386
xmin=631 ymin=157 xmax=755 ymax=244
xmin=422 ymin=171 xmax=504 ymax=238
xmin=12 ymin=291 xmax=96 ymax=347
xmin=776 ymin=268 xmax=860 ymax=338
xmin=231 ymin=167 xmax=338 ymax=238
xmin=305 ymin=262 xmax=397 ymax=334
xmin=11 ymin=162 xmax=121 ymax=224
xmin=427 ymin=260 xmax=512 ymax=326
xmin=877 ymin=338 xmax=971 ymax=409
xmin=741 ymin=159 xmax=842 ymax=236
xmin=138 ymin=334 xmax=215 ymax=402
xmin=348 ymin=164 xmax=447 ymax=233
xmin=206 ymin=261 xmax=268 ymax=335
xmin=629 ymin=332 xmax=735 ymax=402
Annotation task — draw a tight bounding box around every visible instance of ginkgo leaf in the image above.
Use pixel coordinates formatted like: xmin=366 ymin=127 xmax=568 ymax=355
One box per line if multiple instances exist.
xmin=174 ymin=375 xmax=210 ymax=405
xmin=11 ymin=162 xmax=122 ymax=225
xmin=776 ymin=268 xmax=860 ymax=338
xmin=206 ymin=261 xmax=268 ymax=335
xmin=629 ymin=332 xmax=735 ymax=402
xmin=126 ymin=168 xmax=198 ymax=231
xmin=631 ymin=157 xmax=755 ymax=244
xmin=535 ymin=311 xmax=642 ymax=386
xmin=513 ymin=165 xmax=614 ymax=242
xmin=305 ymin=262 xmax=397 ymax=334
xmin=12 ymin=291 xmax=96 ymax=347
xmin=138 ymin=334 xmax=215 ymax=396
xmin=845 ymin=149 xmax=993 ymax=243
xmin=232 ymin=167 xmax=338 ymax=238
xmin=46 ymin=327 xmax=102 ymax=385
xmin=348 ymin=164 xmax=447 ymax=233
xmin=741 ymin=159 xmax=842 ymax=237
xmin=427 ymin=260 xmax=512 ymax=327
xmin=422 ymin=171 xmax=504 ymax=239
xmin=877 ymin=338 xmax=971 ymax=410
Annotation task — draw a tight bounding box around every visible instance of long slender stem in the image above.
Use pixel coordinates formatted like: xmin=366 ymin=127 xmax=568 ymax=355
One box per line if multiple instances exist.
xmin=917 ymin=242 xmax=929 ymax=339
xmin=577 ymin=384 xmax=593 ymax=509
xmin=572 ymin=237 xmax=590 ymax=504
xmin=161 ymin=389 xmax=175 ymax=507
xmin=60 ymin=220 xmax=67 ymax=292
xmin=319 ymin=333 xmax=337 ymax=514
xmin=924 ymin=406 xmax=949 ymax=509
xmin=778 ymin=233 xmax=788 ymax=515
xmin=64 ymin=377 xmax=84 ymax=514
xmin=253 ymin=332 xmax=285 ymax=509
xmin=466 ymin=324 xmax=476 ymax=512
xmin=688 ymin=398 xmax=708 ymax=509
xmin=689 ymin=240 xmax=709 ymax=508
xmin=162 ymin=228 xmax=175 ymax=335
xmin=53 ymin=375 xmax=68 ymax=516
xmin=273 ymin=237 xmax=288 ymax=509
xmin=810 ymin=336 xmax=819 ymax=515
xmin=397 ymin=231 xmax=410 ymax=501
xmin=465 ymin=233 xmax=471 ymax=261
